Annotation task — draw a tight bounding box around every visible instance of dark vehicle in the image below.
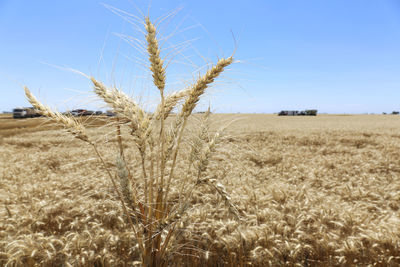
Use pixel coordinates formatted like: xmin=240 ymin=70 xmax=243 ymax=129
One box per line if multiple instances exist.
xmin=106 ymin=110 xmax=116 ymax=117
xmin=13 ymin=107 xmax=41 ymax=119
xmin=71 ymin=109 xmax=85 ymax=116
xmin=70 ymin=109 xmax=94 ymax=116
xmin=278 ymin=109 xmax=317 ymax=116
xmin=305 ymin=109 xmax=318 ymax=116
xmin=278 ymin=110 xmax=299 ymax=116
xmin=83 ymin=110 xmax=94 ymax=116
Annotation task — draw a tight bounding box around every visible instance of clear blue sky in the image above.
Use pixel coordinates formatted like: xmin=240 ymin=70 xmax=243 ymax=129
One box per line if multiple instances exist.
xmin=1 ymin=0 xmax=400 ymax=114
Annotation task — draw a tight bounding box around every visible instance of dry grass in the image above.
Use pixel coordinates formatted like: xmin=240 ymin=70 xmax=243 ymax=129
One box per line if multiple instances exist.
xmin=1 ymin=114 xmax=400 ymax=266
xmin=0 ymin=114 xmax=12 ymax=119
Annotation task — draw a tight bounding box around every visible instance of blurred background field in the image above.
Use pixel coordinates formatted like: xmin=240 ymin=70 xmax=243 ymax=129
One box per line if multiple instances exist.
xmin=1 ymin=114 xmax=400 ymax=266
xmin=2 ymin=113 xmax=400 ymax=136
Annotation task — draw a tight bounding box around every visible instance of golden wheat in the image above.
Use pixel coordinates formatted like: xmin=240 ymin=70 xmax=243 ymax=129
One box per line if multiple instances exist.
xmin=1 ymin=115 xmax=400 ymax=265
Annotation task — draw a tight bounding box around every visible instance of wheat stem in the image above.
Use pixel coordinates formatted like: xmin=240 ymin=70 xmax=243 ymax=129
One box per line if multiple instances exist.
xmin=178 ymin=109 xmax=211 ymax=205
xmin=145 ymin=17 xmax=170 ymax=235
xmin=91 ymin=144 xmax=146 ymax=253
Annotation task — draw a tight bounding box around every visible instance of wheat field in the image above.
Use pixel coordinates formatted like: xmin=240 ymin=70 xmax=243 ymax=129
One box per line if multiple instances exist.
xmin=1 ymin=114 xmax=400 ymax=266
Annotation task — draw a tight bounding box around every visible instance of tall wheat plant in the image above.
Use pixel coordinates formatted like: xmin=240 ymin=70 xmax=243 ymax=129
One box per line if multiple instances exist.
xmin=24 ymin=16 xmax=237 ymax=266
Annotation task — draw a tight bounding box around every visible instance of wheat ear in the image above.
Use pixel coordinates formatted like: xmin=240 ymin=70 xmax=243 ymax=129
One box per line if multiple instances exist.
xmin=178 ymin=108 xmax=211 ymax=201
xmin=91 ymin=78 xmax=151 ymax=143
xmin=91 ymin=78 xmax=148 ymax=125
xmin=117 ymin=155 xmax=135 ymax=209
xmin=198 ymin=177 xmax=241 ymax=220
xmin=153 ymin=88 xmax=191 ymax=120
xmin=24 ymin=86 xmax=89 ymax=142
xmin=181 ymin=57 xmax=233 ymax=118
xmin=177 ymin=127 xmax=223 ymax=215
xmin=145 ymin=17 xmax=166 ymax=92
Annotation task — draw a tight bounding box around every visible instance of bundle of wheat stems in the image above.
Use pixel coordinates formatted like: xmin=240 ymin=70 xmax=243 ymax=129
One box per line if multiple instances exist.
xmin=24 ymin=16 xmax=237 ymax=266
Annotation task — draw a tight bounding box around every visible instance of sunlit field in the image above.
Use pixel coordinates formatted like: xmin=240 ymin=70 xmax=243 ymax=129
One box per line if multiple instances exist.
xmin=1 ymin=114 xmax=400 ymax=266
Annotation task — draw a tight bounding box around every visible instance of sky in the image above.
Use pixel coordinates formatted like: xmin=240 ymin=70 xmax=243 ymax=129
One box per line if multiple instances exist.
xmin=1 ymin=0 xmax=400 ymax=114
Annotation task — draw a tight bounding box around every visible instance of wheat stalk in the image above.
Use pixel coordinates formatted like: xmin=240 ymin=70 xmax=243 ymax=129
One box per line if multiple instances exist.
xmin=163 ymin=57 xmax=233 ymax=206
xmin=22 ymin=14 xmax=235 ymax=267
